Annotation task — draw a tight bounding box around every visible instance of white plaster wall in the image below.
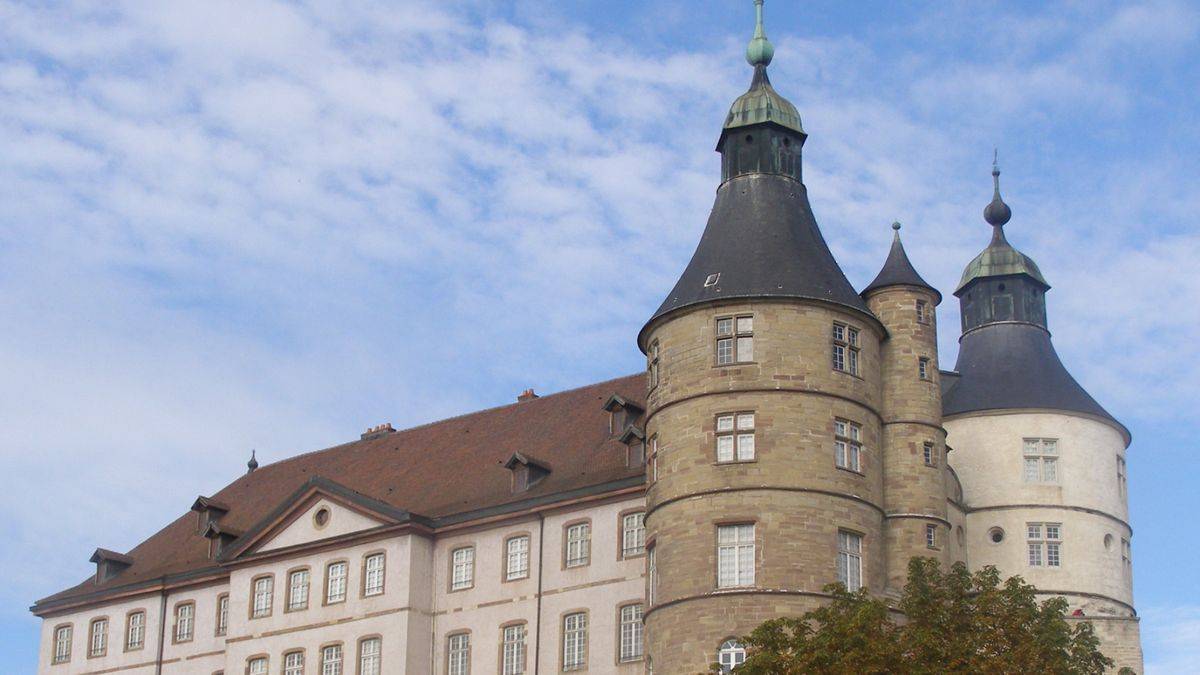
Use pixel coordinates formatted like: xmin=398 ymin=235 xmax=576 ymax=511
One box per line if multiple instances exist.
xmin=36 ymin=591 xmax=165 ymax=675
xmin=947 ymin=411 xmax=1134 ymax=613
xmin=258 ymin=498 xmax=386 ymax=552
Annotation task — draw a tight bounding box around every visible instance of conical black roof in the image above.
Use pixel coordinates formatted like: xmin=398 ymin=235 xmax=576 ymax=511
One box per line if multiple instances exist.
xmin=640 ymin=173 xmax=874 ymax=347
xmin=862 ymin=223 xmax=941 ymax=303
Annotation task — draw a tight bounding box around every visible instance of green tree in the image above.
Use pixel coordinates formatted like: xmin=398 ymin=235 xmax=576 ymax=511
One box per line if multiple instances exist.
xmin=724 ymin=558 xmax=1112 ymax=675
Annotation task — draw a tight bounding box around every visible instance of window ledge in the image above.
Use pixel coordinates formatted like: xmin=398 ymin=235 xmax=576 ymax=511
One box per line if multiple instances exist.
xmin=713 ymin=459 xmax=758 ymax=466
xmin=836 ymin=466 xmax=865 ymax=477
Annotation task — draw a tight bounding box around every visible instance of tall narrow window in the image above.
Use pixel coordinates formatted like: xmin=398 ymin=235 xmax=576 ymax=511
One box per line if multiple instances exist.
xmin=619 ymin=604 xmax=644 ymax=662
xmin=834 ymin=419 xmax=862 ymax=472
xmin=562 ymin=612 xmax=588 ymax=671
xmin=248 ymin=657 xmax=268 ymax=675
xmin=359 ymin=637 xmax=381 ymax=675
xmin=1121 ymin=538 xmax=1132 ymax=570
xmin=451 ymin=547 xmax=475 ymax=590
xmin=923 ymin=442 xmax=937 ymax=467
xmin=715 ymin=412 xmax=755 ymax=463
xmin=174 ymin=602 xmax=194 ymax=642
xmin=647 ymin=546 xmax=657 ymax=606
xmin=565 ymin=522 xmax=591 ymax=568
xmin=837 ymin=530 xmax=863 ymax=591
xmin=325 ymin=561 xmax=347 ymax=604
xmin=717 ymin=640 xmax=746 ymax=673
xmin=502 ymin=624 xmax=526 ymax=675
xmin=918 ymin=357 xmax=931 ymax=380
xmin=648 ymin=340 xmax=660 ymax=389
xmin=717 ymin=524 xmax=755 ymax=588
xmin=447 ymin=633 xmax=469 ymax=675
xmin=1023 ymin=439 xmax=1059 ymax=483
xmin=1117 ymin=455 xmax=1127 ymax=496
xmin=716 ymin=315 xmax=753 ymax=365
xmin=649 ymin=436 xmax=658 ymax=483
xmin=288 ymin=569 xmax=310 ymax=611
xmin=320 ymin=644 xmax=342 ymax=675
xmin=832 ymin=323 xmax=860 ymax=375
xmin=622 ymin=512 xmax=646 ymax=558
xmin=284 ymin=651 xmax=304 ymax=675
xmin=252 ymin=576 xmax=273 ymax=618
xmin=1027 ymin=523 xmax=1062 ymax=567
xmin=363 ymin=553 xmax=385 ymax=596
xmin=926 ymin=524 xmax=938 ymax=549
xmin=125 ymin=611 xmax=145 ymax=651
xmin=916 ymin=299 xmax=928 ymax=324
xmin=215 ymin=594 xmax=229 ymax=636
xmin=88 ymin=618 xmax=107 ymax=657
xmin=506 ymin=536 xmax=530 ymax=581
xmin=53 ymin=624 xmax=72 ymax=663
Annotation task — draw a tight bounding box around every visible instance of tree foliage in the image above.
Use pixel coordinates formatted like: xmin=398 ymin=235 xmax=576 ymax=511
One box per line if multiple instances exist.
xmin=724 ymin=558 xmax=1112 ymax=675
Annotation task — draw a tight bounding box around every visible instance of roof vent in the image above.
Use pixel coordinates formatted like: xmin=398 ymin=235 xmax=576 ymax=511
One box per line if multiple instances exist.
xmin=517 ymin=389 xmax=539 ymax=402
xmin=704 ymin=273 xmax=721 ymax=287
xmin=90 ymin=548 xmax=133 ymax=584
xmin=361 ymin=423 xmax=396 ymax=440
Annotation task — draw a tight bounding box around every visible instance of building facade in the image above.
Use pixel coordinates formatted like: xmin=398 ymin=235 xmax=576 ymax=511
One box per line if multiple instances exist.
xmin=32 ymin=2 xmax=1141 ymax=673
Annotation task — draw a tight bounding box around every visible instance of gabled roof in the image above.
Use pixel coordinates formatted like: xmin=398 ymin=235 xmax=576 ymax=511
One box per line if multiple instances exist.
xmin=34 ymin=373 xmax=647 ymax=613
xmin=89 ymin=548 xmax=134 ymax=566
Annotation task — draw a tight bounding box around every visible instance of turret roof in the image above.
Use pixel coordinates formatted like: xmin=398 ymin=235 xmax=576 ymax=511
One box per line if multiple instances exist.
xmin=862 ymin=222 xmax=941 ymax=303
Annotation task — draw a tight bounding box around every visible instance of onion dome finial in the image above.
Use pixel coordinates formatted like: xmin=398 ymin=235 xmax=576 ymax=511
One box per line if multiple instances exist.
xmin=746 ymin=0 xmax=775 ymax=67
xmin=984 ymin=148 xmax=1012 ymax=229
xmin=247 ymin=449 xmax=258 ymax=473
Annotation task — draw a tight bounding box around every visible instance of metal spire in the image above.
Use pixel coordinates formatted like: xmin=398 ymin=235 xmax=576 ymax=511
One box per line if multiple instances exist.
xmin=247 ymin=449 xmax=258 ymax=473
xmin=746 ymin=0 xmax=775 ymax=67
xmin=984 ymin=149 xmax=1012 ymax=240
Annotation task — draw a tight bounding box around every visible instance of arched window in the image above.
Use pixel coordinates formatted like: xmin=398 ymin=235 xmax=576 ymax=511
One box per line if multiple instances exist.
xmin=717 ymin=639 xmax=746 ymax=673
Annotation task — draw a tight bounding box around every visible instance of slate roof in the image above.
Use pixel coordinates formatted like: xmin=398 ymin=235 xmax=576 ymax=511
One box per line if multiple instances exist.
xmin=641 ymin=173 xmax=874 ymax=348
xmin=942 ymin=323 xmax=1127 ymax=441
xmin=35 ymin=373 xmax=647 ymax=612
xmin=861 ymin=225 xmax=941 ymax=303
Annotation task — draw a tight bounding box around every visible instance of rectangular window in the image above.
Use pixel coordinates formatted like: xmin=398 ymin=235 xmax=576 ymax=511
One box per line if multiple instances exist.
xmin=248 ymin=657 xmax=268 ymax=675
xmin=1027 ymin=523 xmax=1062 ymax=567
xmin=289 ymin=569 xmax=310 ymax=611
xmin=174 ymin=603 xmax=194 ymax=642
xmin=649 ymin=436 xmax=658 ymax=483
xmin=715 ymin=412 xmax=755 ymax=463
xmin=619 ymin=604 xmax=644 ymax=662
xmin=1121 ymin=538 xmax=1132 ymax=569
xmin=502 ymin=624 xmax=526 ymax=675
xmin=1117 ymin=455 xmax=1127 ymax=496
xmin=834 ymin=419 xmax=862 ymax=472
xmin=216 ymin=594 xmax=229 ymax=636
xmin=648 ymin=340 xmax=660 ymax=389
xmin=321 ymin=644 xmax=343 ymax=675
xmin=622 ymin=512 xmax=646 ymax=558
xmin=284 ymin=651 xmax=304 ymax=675
xmin=916 ymin=299 xmax=928 ymax=324
xmin=919 ymin=357 xmax=931 ymax=380
xmin=562 ymin=612 xmax=588 ymax=671
xmin=565 ymin=522 xmax=591 ymax=568
xmin=716 ymin=315 xmax=753 ymax=365
xmin=363 ymin=553 xmax=385 ymax=596
xmin=359 ymin=637 xmax=381 ymax=675
xmin=451 ymin=547 xmax=475 ymax=590
xmin=126 ymin=611 xmax=145 ymax=651
xmin=832 ymin=323 xmax=860 ymax=375
xmin=53 ymin=625 xmax=72 ymax=663
xmin=837 ymin=530 xmax=863 ymax=591
xmin=1023 ymin=439 xmax=1059 ymax=483
xmin=647 ymin=546 xmax=657 ymax=606
xmin=923 ymin=442 xmax=937 ymax=467
xmin=252 ymin=576 xmax=273 ymax=618
xmin=447 ymin=633 xmax=469 ymax=675
xmin=717 ymin=524 xmax=755 ymax=588
xmin=506 ymin=536 xmax=530 ymax=580
xmin=326 ymin=561 xmax=347 ymax=604
xmin=926 ymin=524 xmax=937 ymax=549
xmin=89 ymin=618 xmax=107 ymax=657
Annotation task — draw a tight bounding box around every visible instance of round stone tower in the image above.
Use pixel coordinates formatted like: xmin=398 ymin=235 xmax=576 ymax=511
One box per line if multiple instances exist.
xmin=944 ymin=162 xmax=1143 ymax=672
xmin=862 ymin=223 xmax=952 ymax=592
xmin=638 ymin=3 xmax=887 ymax=671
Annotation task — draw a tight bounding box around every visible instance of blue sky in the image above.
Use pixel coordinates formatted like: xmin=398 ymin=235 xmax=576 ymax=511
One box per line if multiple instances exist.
xmin=1 ymin=0 xmax=1197 ymax=672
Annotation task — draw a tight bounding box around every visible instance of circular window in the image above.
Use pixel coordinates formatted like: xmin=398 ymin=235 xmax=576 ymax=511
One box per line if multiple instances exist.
xmin=314 ymin=507 xmax=331 ymax=528
xmin=1104 ymin=534 xmax=1114 ymax=550
xmin=988 ymin=527 xmax=1005 ymax=544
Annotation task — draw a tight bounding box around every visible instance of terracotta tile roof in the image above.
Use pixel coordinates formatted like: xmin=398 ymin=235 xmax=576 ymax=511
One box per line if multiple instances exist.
xmin=35 ymin=373 xmax=647 ymax=612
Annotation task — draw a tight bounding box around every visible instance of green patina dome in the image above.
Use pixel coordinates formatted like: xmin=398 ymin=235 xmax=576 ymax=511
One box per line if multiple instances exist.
xmin=724 ymin=0 xmax=804 ymax=135
xmin=956 ymin=162 xmax=1048 ymax=292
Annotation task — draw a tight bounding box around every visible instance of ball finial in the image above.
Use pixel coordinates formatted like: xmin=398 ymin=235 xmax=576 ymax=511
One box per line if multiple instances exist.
xmin=984 ymin=150 xmax=1012 ymax=227
xmin=892 ymin=221 xmax=902 ymax=231
xmin=746 ymin=0 xmax=775 ymax=67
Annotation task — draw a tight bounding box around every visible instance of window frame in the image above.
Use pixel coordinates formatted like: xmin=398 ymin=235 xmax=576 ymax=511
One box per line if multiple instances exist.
xmin=361 ymin=550 xmax=386 ymax=597
xmin=560 ymin=610 xmax=589 ymax=672
xmin=648 ymin=436 xmax=658 ymax=484
xmin=1116 ymin=454 xmax=1127 ymax=496
xmin=715 ymin=411 xmax=756 ymax=464
xmin=286 ymin=566 xmax=311 ymax=613
xmin=926 ymin=524 xmax=938 ymax=549
xmin=450 ymin=545 xmax=476 ymax=592
xmin=616 ymin=602 xmax=644 ymax=664
xmin=563 ymin=520 xmax=592 ymax=569
xmin=52 ymin=623 xmax=73 ymax=664
xmin=834 ymin=419 xmax=863 ymax=473
xmin=250 ymin=574 xmax=274 ymax=619
xmin=716 ymin=638 xmax=747 ymax=674
xmin=619 ymin=510 xmax=646 ymax=559
xmin=715 ymin=314 xmax=754 ymax=366
xmin=499 ymin=621 xmax=527 ymax=675
xmin=319 ymin=642 xmax=344 ymax=675
xmin=837 ymin=529 xmax=864 ymax=591
xmin=282 ymin=649 xmax=305 ymax=675
xmin=124 ymin=609 xmax=146 ymax=652
xmin=446 ymin=631 xmax=470 ymax=675
xmin=172 ymin=600 xmax=195 ymax=644
xmin=503 ymin=533 xmax=532 ymax=582
xmin=716 ymin=522 xmax=756 ymax=589
xmin=916 ymin=299 xmax=929 ymax=324
xmin=246 ymin=655 xmax=269 ymax=675
xmin=357 ymin=635 xmax=382 ymax=675
xmin=87 ymin=616 xmax=108 ymax=658
xmin=923 ymin=442 xmax=938 ymax=468
xmin=648 ymin=339 xmax=660 ymax=390
xmin=1026 ymin=522 xmax=1062 ymax=567
xmin=831 ymin=322 xmax=860 ymax=376
xmin=647 ymin=544 xmax=657 ymax=606
xmin=1023 ymin=438 xmax=1060 ymax=484
xmin=215 ymin=593 xmax=229 ymax=636
xmin=324 ymin=559 xmax=349 ymax=606
xmin=918 ymin=356 xmax=931 ymax=381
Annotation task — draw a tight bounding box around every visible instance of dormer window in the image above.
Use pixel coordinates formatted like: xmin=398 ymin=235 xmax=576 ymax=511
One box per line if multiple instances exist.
xmin=604 ymin=395 xmax=645 ymax=437
xmin=90 ymin=549 xmax=133 ymax=584
xmin=618 ymin=426 xmax=646 ymax=468
xmin=201 ymin=521 xmax=243 ymax=560
xmin=716 ymin=315 xmax=753 ymax=365
xmin=504 ymin=453 xmax=551 ymax=493
xmin=190 ymin=496 xmax=230 ymax=534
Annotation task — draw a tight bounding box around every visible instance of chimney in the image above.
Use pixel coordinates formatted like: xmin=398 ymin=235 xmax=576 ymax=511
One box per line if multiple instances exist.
xmin=361 ymin=423 xmax=396 ymax=440
xmin=517 ymin=388 xmax=539 ymax=402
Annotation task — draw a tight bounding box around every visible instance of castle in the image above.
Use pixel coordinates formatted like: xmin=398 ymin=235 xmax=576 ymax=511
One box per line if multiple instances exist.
xmin=32 ymin=3 xmax=1142 ymax=673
